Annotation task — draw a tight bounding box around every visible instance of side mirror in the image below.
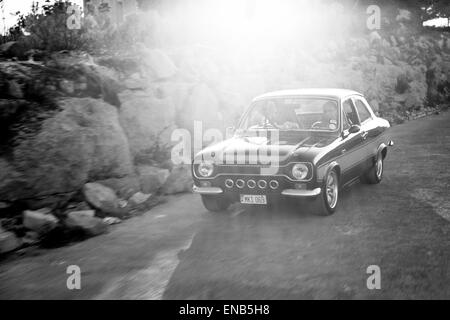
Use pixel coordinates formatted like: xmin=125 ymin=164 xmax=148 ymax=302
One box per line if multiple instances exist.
xmin=348 ymin=124 xmax=361 ymax=134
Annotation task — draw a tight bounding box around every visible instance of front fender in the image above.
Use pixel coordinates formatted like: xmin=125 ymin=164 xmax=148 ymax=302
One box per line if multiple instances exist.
xmin=316 ymin=161 xmax=341 ymax=185
xmin=377 ymin=143 xmax=388 ymax=159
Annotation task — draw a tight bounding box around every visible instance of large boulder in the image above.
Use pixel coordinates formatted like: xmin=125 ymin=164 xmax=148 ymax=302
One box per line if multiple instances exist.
xmin=64 ymin=210 xmax=107 ymax=237
xmin=82 ymin=183 xmax=125 ymax=217
xmin=136 ymin=165 xmax=170 ymax=194
xmin=160 ymin=165 xmax=193 ymax=195
xmin=4 ymin=98 xmax=134 ymax=201
xmin=118 ymin=90 xmax=176 ymax=160
xmin=0 ymin=158 xmax=27 ymax=202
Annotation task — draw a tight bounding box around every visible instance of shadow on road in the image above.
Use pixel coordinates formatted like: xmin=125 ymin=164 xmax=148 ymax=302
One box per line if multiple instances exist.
xmin=162 ymin=176 xmax=450 ymax=299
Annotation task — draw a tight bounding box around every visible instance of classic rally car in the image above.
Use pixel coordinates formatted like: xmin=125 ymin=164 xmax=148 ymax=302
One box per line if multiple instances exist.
xmin=192 ymin=89 xmax=394 ymax=216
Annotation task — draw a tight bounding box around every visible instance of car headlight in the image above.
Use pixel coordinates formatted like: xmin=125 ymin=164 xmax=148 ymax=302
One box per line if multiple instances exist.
xmin=197 ymin=161 xmax=214 ymax=177
xmin=291 ymin=163 xmax=309 ymax=180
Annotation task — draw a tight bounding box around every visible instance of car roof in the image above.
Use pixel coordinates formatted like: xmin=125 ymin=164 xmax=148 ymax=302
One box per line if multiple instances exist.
xmin=253 ymin=88 xmax=363 ymax=101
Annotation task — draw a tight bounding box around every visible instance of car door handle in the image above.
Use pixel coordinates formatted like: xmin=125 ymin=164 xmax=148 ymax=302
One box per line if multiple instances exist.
xmin=361 ymin=131 xmax=368 ymax=140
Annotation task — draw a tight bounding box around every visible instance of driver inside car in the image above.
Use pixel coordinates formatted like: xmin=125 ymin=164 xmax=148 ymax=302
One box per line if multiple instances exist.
xmin=264 ymin=101 xmax=300 ymax=129
xmin=312 ymin=101 xmax=338 ymax=130
xmin=249 ymin=101 xmax=299 ymax=129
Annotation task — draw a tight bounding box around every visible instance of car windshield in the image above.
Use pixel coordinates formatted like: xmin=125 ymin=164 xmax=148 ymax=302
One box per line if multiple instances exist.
xmin=239 ymin=97 xmax=339 ymax=132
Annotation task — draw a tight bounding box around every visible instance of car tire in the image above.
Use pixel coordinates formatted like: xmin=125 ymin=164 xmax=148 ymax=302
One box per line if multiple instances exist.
xmin=362 ymin=152 xmax=383 ymax=184
xmin=201 ymin=195 xmax=231 ymax=212
xmin=312 ymin=169 xmax=339 ymax=216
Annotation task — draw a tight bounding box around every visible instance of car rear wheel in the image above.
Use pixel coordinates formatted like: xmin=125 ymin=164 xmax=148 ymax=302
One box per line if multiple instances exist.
xmin=362 ymin=152 xmax=383 ymax=184
xmin=201 ymin=195 xmax=231 ymax=212
xmin=312 ymin=169 xmax=339 ymax=216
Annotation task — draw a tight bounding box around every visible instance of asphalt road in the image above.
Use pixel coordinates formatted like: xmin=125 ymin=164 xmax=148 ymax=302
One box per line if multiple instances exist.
xmin=1 ymin=111 xmax=450 ymax=299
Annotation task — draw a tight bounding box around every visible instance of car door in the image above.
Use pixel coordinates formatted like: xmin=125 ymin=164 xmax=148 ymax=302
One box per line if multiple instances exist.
xmin=352 ymin=96 xmax=379 ymax=172
xmin=340 ymin=97 xmax=365 ymax=184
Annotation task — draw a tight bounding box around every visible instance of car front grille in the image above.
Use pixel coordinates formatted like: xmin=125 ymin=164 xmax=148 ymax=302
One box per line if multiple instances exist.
xmin=216 ymin=164 xmax=284 ymax=176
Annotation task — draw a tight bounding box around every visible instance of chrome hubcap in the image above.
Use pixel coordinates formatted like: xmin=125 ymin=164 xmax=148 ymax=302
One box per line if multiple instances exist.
xmin=326 ymin=171 xmax=338 ymax=208
xmin=376 ymin=156 xmax=383 ymax=179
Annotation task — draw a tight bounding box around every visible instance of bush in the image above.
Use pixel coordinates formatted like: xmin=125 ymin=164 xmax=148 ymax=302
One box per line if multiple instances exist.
xmin=10 ymin=0 xmax=107 ymax=54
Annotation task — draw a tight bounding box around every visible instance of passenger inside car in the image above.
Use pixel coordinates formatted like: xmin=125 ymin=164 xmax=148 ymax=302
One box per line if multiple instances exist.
xmin=342 ymin=99 xmax=360 ymax=130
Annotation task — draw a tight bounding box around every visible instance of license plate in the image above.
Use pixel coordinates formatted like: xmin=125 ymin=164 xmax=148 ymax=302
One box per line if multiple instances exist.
xmin=240 ymin=194 xmax=267 ymax=205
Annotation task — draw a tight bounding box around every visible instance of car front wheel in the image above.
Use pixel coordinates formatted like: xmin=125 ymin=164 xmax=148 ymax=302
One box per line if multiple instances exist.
xmin=201 ymin=195 xmax=231 ymax=212
xmin=362 ymin=152 xmax=384 ymax=184
xmin=312 ymin=169 xmax=339 ymax=216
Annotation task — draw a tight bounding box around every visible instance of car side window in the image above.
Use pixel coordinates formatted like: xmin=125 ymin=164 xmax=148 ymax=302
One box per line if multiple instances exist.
xmin=354 ymin=99 xmax=372 ymax=123
xmin=342 ymin=98 xmax=359 ymax=129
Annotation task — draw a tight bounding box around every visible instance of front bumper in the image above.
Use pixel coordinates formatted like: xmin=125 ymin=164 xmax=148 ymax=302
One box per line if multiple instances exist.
xmin=192 ymin=185 xmax=223 ymax=194
xmin=281 ymin=188 xmax=321 ymax=197
xmin=193 ymin=185 xmax=321 ymax=197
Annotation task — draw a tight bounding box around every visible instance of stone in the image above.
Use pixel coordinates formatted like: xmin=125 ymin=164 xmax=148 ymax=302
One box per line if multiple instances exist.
xmin=64 ymin=210 xmax=108 ymax=236
xmin=0 ymin=227 xmax=21 ymax=254
xmin=118 ymin=200 xmax=128 ymax=208
xmin=93 ymin=176 xmax=141 ymax=199
xmin=103 ymin=217 xmax=121 ymax=225
xmin=161 ymin=165 xmax=193 ymax=195
xmin=23 ymin=209 xmax=59 ymax=234
xmin=137 ymin=166 xmax=170 ymax=194
xmin=83 ymin=183 xmax=123 ymax=217
xmin=8 ymin=98 xmax=134 ymax=201
xmin=128 ymin=192 xmax=152 ymax=206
